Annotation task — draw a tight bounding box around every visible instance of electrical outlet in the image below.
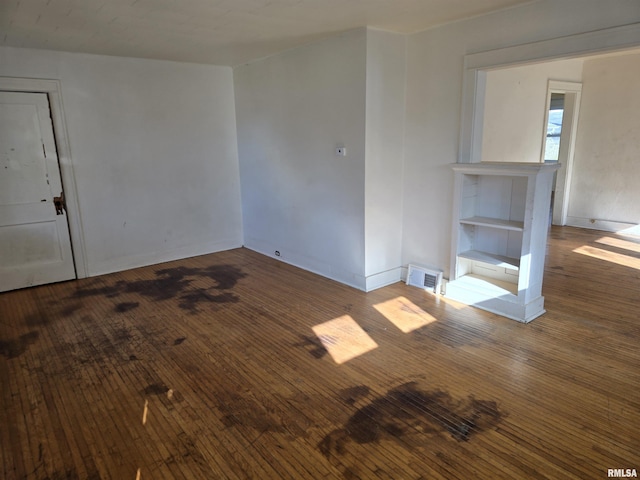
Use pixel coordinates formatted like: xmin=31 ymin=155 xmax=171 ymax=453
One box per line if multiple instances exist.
xmin=336 ymin=147 xmax=347 ymax=156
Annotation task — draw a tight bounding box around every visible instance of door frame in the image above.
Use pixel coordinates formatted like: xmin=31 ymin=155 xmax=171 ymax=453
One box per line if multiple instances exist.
xmin=542 ymin=80 xmax=582 ymax=226
xmin=0 ymin=77 xmax=87 ymax=279
xmin=459 ymin=22 xmax=640 ymax=165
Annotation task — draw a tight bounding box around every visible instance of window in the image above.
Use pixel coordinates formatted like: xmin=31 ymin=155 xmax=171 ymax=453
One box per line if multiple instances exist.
xmin=544 ymin=93 xmax=564 ymax=162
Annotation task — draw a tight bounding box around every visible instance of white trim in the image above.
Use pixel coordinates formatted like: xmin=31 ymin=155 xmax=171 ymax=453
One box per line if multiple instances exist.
xmin=460 ymin=22 xmax=640 ymax=164
xmin=465 ymin=23 xmax=640 ymax=70
xmin=364 ymin=267 xmax=402 ymax=292
xmin=544 ymin=80 xmax=583 ymax=94
xmin=0 ymin=76 xmax=88 ymax=278
xmin=565 ymin=217 xmax=640 ymax=234
xmin=544 ymin=81 xmax=582 ymax=226
xmin=459 ymin=69 xmax=487 ymax=164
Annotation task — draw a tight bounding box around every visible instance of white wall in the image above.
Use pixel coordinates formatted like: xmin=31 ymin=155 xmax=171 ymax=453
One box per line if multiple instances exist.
xmin=481 ymin=59 xmax=584 ymax=164
xmin=234 ymin=28 xmax=408 ymax=292
xmin=567 ymin=51 xmax=640 ymax=231
xmin=0 ymin=47 xmax=243 ymax=276
xmin=234 ymin=30 xmax=368 ymax=289
xmin=364 ymin=29 xmax=407 ymax=290
xmin=402 ymin=0 xmax=640 ymax=278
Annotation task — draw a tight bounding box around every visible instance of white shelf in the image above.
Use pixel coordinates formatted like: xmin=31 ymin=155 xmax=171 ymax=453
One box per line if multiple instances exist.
xmin=448 ymin=162 xmax=559 ymax=322
xmin=459 ymin=216 xmax=524 ymax=231
xmin=458 ymin=249 xmax=520 ymax=270
xmin=451 ymin=162 xmax=557 ymax=176
xmin=449 ymin=273 xmax=518 ymax=296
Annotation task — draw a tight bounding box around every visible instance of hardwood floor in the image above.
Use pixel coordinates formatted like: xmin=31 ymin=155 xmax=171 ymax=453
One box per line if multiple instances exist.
xmin=1 ymin=226 xmax=639 ymax=479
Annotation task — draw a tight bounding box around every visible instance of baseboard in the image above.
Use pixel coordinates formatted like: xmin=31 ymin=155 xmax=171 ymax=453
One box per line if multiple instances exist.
xmin=565 ymin=216 xmax=640 ymax=234
xmin=243 ymin=238 xmax=366 ymax=291
xmin=364 ymin=267 xmax=403 ymax=292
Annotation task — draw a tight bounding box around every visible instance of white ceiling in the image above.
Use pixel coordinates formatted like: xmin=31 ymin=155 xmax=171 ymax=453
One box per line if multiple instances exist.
xmin=1 ymin=0 xmax=535 ymax=66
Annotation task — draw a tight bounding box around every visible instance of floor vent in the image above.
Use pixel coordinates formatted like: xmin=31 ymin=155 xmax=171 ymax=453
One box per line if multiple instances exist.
xmin=406 ymin=265 xmax=443 ymax=294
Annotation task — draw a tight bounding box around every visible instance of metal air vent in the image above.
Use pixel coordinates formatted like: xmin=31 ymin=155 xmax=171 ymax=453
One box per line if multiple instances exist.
xmin=406 ymin=264 xmax=443 ymax=294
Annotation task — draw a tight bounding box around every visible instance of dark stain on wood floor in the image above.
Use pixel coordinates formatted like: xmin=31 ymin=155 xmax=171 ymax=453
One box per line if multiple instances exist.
xmin=24 ymin=312 xmax=52 ymax=327
xmin=217 ymin=391 xmax=287 ymax=436
xmin=319 ymin=382 xmax=504 ymax=457
xmin=71 ymin=264 xmax=246 ymax=313
xmin=177 ymin=288 xmax=239 ymax=313
xmin=293 ymin=334 xmax=328 ymax=359
xmin=144 ymin=383 xmax=170 ymax=395
xmin=114 ymin=301 xmax=139 ymax=313
xmin=60 ymin=302 xmax=83 ymax=317
xmin=0 ymin=331 xmax=40 ymax=359
xmin=338 ymin=386 xmax=371 ymax=406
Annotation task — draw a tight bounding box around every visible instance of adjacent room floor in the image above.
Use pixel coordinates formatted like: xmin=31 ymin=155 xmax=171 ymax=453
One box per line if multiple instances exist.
xmin=1 ymin=226 xmax=639 ymax=479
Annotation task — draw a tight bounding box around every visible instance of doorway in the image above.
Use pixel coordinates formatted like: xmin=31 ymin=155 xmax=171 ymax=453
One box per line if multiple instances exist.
xmin=541 ymin=81 xmax=582 ymax=226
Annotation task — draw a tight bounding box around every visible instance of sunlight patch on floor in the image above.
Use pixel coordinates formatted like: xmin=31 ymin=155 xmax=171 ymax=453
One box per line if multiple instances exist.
xmin=373 ymin=296 xmax=437 ymax=333
xmin=142 ymin=399 xmax=149 ymax=426
xmin=312 ymin=315 xmax=378 ymax=364
xmin=596 ymin=236 xmax=640 ymax=254
xmin=573 ymin=245 xmax=640 ymax=270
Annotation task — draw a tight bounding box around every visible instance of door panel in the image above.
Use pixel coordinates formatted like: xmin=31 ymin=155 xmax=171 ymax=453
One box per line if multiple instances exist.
xmin=0 ymin=91 xmax=76 ymax=291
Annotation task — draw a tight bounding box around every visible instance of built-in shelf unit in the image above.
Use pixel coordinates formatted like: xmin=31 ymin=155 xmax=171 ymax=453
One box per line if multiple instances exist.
xmin=447 ymin=162 xmax=559 ymax=322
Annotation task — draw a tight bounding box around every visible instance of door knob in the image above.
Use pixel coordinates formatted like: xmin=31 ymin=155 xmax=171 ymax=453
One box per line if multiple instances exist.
xmin=53 ymin=191 xmax=65 ymax=215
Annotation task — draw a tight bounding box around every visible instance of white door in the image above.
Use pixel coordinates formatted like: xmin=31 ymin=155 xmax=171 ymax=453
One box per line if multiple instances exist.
xmin=0 ymin=91 xmax=76 ymax=292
